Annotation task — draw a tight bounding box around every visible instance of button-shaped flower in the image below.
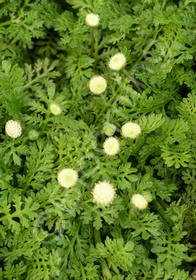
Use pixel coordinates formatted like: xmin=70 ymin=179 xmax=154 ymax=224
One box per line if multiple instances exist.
xmin=92 ymin=181 xmax=116 ymax=206
xmin=103 ymin=123 xmax=116 ymax=136
xmin=85 ymin=13 xmax=99 ymax=27
xmin=109 ymin=53 xmax=126 ymax=71
xmin=89 ymin=75 xmax=107 ymax=95
xmin=131 ymin=194 xmax=148 ymax=210
xmin=28 ymin=129 xmax=39 ymax=140
xmin=121 ymin=121 xmax=141 ymax=139
xmin=49 ymin=102 xmax=62 ymax=115
xmin=57 ymin=168 xmax=78 ymax=188
xmin=5 ymin=119 xmax=22 ymax=138
xmin=103 ymin=137 xmax=120 ymax=156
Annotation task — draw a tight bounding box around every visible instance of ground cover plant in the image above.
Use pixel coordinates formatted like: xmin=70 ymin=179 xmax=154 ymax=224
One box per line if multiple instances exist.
xmin=0 ymin=0 xmax=196 ymax=279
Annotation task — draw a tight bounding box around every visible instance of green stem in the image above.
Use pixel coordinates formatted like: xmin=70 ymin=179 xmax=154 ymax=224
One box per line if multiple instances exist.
xmin=61 ymin=225 xmax=80 ymax=271
xmin=0 ymin=20 xmax=12 ymax=26
xmin=122 ymin=69 xmax=142 ymax=94
xmin=41 ymin=110 xmax=51 ymax=133
xmin=131 ymin=26 xmax=161 ymax=70
xmin=24 ymin=72 xmax=48 ymax=89
xmin=185 ymin=255 xmax=196 ymax=263
xmin=94 ymin=228 xmax=102 ymax=244
xmin=151 ymin=200 xmax=173 ymax=226
xmin=128 ymin=207 xmax=134 ymax=226
xmin=23 ymin=148 xmax=41 ymax=191
xmin=80 ymin=262 xmax=86 ymax=280
xmin=90 ymin=28 xmax=94 ymax=57
xmin=101 ymin=259 xmax=112 ymax=279
xmin=94 ymin=228 xmax=112 ymax=279
xmin=94 ymin=82 xmax=124 ymax=125
xmin=119 ymin=152 xmax=126 ymax=164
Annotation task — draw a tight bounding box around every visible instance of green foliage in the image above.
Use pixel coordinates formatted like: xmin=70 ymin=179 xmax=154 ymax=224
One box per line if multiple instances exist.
xmin=89 ymin=237 xmax=135 ymax=273
xmin=0 ymin=0 xmax=195 ymax=279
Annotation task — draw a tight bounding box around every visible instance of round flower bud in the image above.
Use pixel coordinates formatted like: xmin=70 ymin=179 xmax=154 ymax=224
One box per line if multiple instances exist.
xmin=57 ymin=168 xmax=78 ymax=188
xmin=131 ymin=194 xmax=148 ymax=210
xmin=49 ymin=102 xmax=62 ymax=115
xmin=85 ymin=13 xmax=99 ymax=27
xmin=121 ymin=121 xmax=141 ymax=139
xmin=109 ymin=53 xmax=126 ymax=71
xmin=28 ymin=129 xmax=39 ymax=140
xmin=5 ymin=119 xmax=22 ymax=138
xmin=103 ymin=123 xmax=116 ymax=136
xmin=89 ymin=75 xmax=107 ymax=95
xmin=92 ymin=181 xmax=116 ymax=206
xmin=103 ymin=137 xmax=120 ymax=156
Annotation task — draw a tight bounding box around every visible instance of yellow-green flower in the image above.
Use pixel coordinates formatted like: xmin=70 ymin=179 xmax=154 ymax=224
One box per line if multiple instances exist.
xmin=57 ymin=168 xmax=78 ymax=188
xmin=121 ymin=121 xmax=141 ymax=139
xmin=5 ymin=119 xmax=22 ymax=138
xmin=89 ymin=75 xmax=107 ymax=94
xmin=85 ymin=13 xmax=99 ymax=27
xmin=103 ymin=123 xmax=116 ymax=136
xmin=49 ymin=102 xmax=62 ymax=115
xmin=109 ymin=53 xmax=126 ymax=71
xmin=131 ymin=194 xmax=148 ymax=210
xmin=103 ymin=137 xmax=120 ymax=156
xmin=92 ymin=181 xmax=116 ymax=206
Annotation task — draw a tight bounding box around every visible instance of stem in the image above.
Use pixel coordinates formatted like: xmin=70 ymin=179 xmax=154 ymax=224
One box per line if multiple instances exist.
xmin=41 ymin=110 xmax=51 ymax=133
xmin=23 ymin=148 xmax=41 ymax=191
xmin=128 ymin=207 xmax=134 ymax=226
xmin=80 ymin=262 xmax=86 ymax=280
xmin=94 ymin=82 xmax=125 ymax=125
xmin=151 ymin=200 xmax=173 ymax=226
xmin=101 ymin=259 xmax=112 ymax=279
xmin=0 ymin=20 xmax=12 ymax=26
xmin=131 ymin=26 xmax=161 ymax=69
xmin=90 ymin=28 xmax=94 ymax=57
xmin=185 ymin=255 xmax=196 ymax=263
xmin=94 ymin=228 xmax=112 ymax=279
xmin=119 ymin=152 xmax=126 ymax=164
xmin=122 ymin=69 xmax=142 ymax=94
xmin=61 ymin=224 xmax=80 ymax=270
xmin=24 ymin=72 xmax=48 ymax=89
xmin=94 ymin=228 xmax=102 ymax=244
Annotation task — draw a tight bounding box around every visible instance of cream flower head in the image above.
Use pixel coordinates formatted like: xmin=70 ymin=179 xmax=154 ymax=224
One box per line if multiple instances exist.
xmin=103 ymin=137 xmax=120 ymax=156
xmin=92 ymin=181 xmax=116 ymax=206
xmin=57 ymin=168 xmax=78 ymax=188
xmin=109 ymin=53 xmax=126 ymax=71
xmin=89 ymin=75 xmax=107 ymax=95
xmin=5 ymin=119 xmax=22 ymax=138
xmin=131 ymin=194 xmax=148 ymax=210
xmin=121 ymin=121 xmax=141 ymax=139
xmin=49 ymin=102 xmax=62 ymax=115
xmin=85 ymin=13 xmax=99 ymax=27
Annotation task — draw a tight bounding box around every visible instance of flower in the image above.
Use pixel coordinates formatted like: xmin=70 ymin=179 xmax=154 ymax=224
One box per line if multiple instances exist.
xmin=28 ymin=130 xmax=39 ymax=140
xmin=131 ymin=194 xmax=148 ymax=210
xmin=49 ymin=102 xmax=62 ymax=115
xmin=121 ymin=121 xmax=141 ymax=139
xmin=89 ymin=75 xmax=107 ymax=95
xmin=5 ymin=119 xmax=22 ymax=138
xmin=109 ymin=53 xmax=126 ymax=71
xmin=85 ymin=13 xmax=99 ymax=27
xmin=92 ymin=181 xmax=116 ymax=206
xmin=57 ymin=168 xmax=78 ymax=188
xmin=103 ymin=137 xmax=120 ymax=156
xmin=103 ymin=123 xmax=116 ymax=136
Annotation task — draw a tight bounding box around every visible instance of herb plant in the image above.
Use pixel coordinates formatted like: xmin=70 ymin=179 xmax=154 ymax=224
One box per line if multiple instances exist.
xmin=0 ymin=0 xmax=196 ymax=279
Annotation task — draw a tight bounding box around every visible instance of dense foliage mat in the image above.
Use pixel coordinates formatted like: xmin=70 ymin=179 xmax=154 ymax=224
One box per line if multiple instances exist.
xmin=0 ymin=0 xmax=196 ymax=279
